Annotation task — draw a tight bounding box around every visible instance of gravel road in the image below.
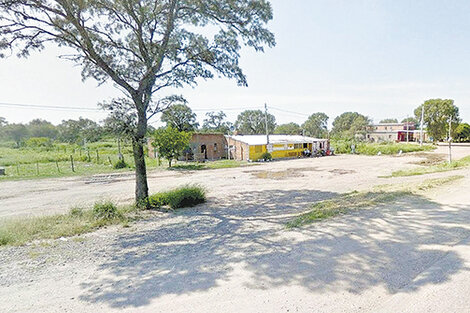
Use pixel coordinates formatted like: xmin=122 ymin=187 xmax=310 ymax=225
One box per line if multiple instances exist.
xmin=1 ymin=145 xmax=470 ymax=312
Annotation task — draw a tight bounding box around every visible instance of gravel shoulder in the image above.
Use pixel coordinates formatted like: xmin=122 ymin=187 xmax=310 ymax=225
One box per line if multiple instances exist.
xmin=1 ymin=145 xmax=470 ymax=312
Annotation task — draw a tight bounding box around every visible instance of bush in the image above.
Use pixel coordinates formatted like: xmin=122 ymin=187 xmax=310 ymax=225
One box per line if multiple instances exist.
xmin=93 ymin=201 xmax=120 ymax=220
xmin=113 ymin=159 xmax=129 ymax=169
xmin=148 ymin=192 xmax=168 ymax=209
xmin=149 ymin=185 xmax=206 ymax=210
xmin=261 ymin=152 xmax=272 ymax=161
xmin=26 ymin=137 xmax=53 ymax=148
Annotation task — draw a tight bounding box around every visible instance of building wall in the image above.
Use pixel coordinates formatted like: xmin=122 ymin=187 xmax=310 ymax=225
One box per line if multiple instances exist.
xmin=190 ymin=134 xmax=227 ymax=161
xmin=148 ymin=133 xmax=227 ymax=160
xmin=227 ymin=138 xmax=330 ymax=161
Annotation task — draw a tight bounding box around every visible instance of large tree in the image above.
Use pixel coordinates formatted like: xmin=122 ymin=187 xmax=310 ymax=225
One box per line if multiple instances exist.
xmin=3 ymin=123 xmax=29 ymax=147
xmin=0 ymin=117 xmax=7 ymax=127
xmin=0 ymin=1 xmax=275 ymax=204
xmin=302 ymin=113 xmax=329 ymax=138
xmin=414 ymin=99 xmax=460 ymax=141
xmin=202 ymin=111 xmax=233 ymax=134
xmin=235 ymin=110 xmax=276 ymax=135
xmin=57 ymin=117 xmax=102 ymax=144
xmin=331 ymin=112 xmax=371 ymax=139
xmin=379 ymin=118 xmax=398 ymax=123
xmin=455 ymin=123 xmax=470 ymax=142
xmin=274 ymin=122 xmax=301 ymax=135
xmin=28 ymin=119 xmax=58 ymax=139
xmin=161 ymin=103 xmax=198 ymax=132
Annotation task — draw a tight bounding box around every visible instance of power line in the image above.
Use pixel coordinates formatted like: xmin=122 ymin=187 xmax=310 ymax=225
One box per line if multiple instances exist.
xmin=0 ymin=102 xmax=102 ymax=112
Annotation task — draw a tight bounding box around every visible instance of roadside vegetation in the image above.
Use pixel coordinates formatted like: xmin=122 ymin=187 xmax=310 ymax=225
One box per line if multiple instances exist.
xmin=331 ymin=139 xmax=435 ymax=155
xmin=170 ymin=160 xmax=254 ymax=171
xmin=149 ymin=185 xmax=206 ymax=210
xmin=0 ymin=185 xmax=207 ymax=247
xmin=287 ymin=175 xmax=464 ymax=228
xmin=389 ymin=155 xmax=470 ymax=177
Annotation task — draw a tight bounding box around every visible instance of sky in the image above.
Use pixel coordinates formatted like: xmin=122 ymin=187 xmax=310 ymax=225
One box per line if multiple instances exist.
xmin=1 ymin=0 xmax=470 ymax=128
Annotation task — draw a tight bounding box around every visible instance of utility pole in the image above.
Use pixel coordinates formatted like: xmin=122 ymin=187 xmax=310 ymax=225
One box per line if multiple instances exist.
xmin=420 ymin=106 xmax=424 ymax=146
xmin=448 ymin=116 xmax=452 ymax=164
xmin=406 ymin=116 xmax=409 ymax=143
xmin=264 ymin=103 xmax=270 ymax=145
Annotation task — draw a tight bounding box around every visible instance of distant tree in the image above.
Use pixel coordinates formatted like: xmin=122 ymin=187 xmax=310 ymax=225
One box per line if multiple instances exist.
xmin=380 ymin=118 xmax=398 ymax=123
xmin=302 ymin=113 xmax=329 ymax=138
xmin=0 ymin=0 xmax=275 ymax=204
xmin=331 ymin=112 xmax=371 ymax=139
xmin=401 ymin=117 xmax=419 ymax=128
xmin=28 ymin=119 xmax=58 ymax=139
xmin=152 ymin=127 xmax=191 ymax=167
xmin=235 ymin=110 xmax=276 ymax=135
xmin=202 ymin=111 xmax=233 ymax=134
xmin=3 ymin=123 xmax=29 ymax=147
xmin=274 ymin=122 xmax=301 ymax=135
xmin=455 ymin=123 xmax=470 ymax=142
xmin=0 ymin=117 xmax=7 ymax=127
xmin=161 ymin=104 xmax=199 ymax=132
xmin=58 ymin=118 xmax=102 ymax=144
xmin=414 ymin=99 xmax=460 ymax=141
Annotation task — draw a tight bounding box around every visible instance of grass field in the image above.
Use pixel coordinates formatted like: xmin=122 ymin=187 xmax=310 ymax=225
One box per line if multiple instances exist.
xmin=0 ymin=140 xmax=252 ymax=180
xmin=0 ymin=140 xmax=166 ymax=180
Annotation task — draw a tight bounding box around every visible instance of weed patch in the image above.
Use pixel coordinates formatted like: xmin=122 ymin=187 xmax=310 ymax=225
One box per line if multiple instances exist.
xmin=389 ymin=155 xmax=470 ymax=177
xmin=149 ymin=185 xmax=206 ymax=210
xmin=0 ymin=201 xmax=140 ymax=247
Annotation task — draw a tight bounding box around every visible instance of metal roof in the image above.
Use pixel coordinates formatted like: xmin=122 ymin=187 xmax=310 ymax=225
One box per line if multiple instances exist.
xmin=226 ymin=135 xmax=327 ymax=145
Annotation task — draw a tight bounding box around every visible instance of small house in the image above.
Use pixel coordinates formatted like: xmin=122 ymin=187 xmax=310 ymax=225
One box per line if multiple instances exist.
xmin=226 ymin=135 xmax=329 ymax=161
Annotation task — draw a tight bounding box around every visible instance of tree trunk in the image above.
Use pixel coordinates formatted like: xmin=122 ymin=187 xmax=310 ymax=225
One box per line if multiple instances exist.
xmin=133 ymin=106 xmax=149 ymax=207
xmin=132 ymin=137 xmax=149 ymax=206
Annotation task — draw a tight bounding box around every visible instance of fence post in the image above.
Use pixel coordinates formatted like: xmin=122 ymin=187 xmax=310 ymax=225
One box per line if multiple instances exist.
xmin=56 ymin=160 xmax=60 ymax=173
xmin=87 ymin=150 xmax=91 ymax=162
xmin=16 ymin=163 xmax=20 ymax=175
xmin=108 ymin=156 xmax=112 ymax=165
xmin=96 ymin=150 xmax=100 ymax=163
xmin=70 ymin=155 xmax=75 ymax=172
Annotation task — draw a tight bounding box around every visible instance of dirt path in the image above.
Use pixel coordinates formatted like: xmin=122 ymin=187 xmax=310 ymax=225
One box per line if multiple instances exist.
xmin=1 ymin=146 xmax=470 ymax=312
xmin=1 ymin=145 xmax=468 ymax=219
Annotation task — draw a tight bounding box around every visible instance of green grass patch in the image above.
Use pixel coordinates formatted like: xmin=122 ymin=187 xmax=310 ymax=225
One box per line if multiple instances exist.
xmin=331 ymin=139 xmax=435 ymax=155
xmin=149 ymin=185 xmax=207 ymax=210
xmin=390 ymin=155 xmax=470 ymax=177
xmin=170 ymin=159 xmax=253 ymax=171
xmin=0 ymin=202 xmax=142 ymax=246
xmin=287 ymin=191 xmax=409 ymax=228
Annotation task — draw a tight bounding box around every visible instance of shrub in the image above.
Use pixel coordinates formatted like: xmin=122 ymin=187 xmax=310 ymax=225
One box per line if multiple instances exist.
xmin=113 ymin=159 xmax=129 ymax=169
xmin=26 ymin=137 xmax=53 ymax=148
xmin=261 ymin=152 xmax=272 ymax=161
xmin=93 ymin=201 xmax=120 ymax=220
xmin=149 ymin=185 xmax=206 ymax=210
xmin=148 ymin=192 xmax=168 ymax=209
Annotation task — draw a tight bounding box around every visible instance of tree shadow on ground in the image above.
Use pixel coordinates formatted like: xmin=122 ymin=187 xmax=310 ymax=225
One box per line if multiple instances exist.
xmin=79 ymin=189 xmax=470 ymax=308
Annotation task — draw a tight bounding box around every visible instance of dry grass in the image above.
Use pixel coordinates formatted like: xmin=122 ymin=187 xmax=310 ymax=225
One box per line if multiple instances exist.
xmin=287 ymin=175 xmax=465 ymax=228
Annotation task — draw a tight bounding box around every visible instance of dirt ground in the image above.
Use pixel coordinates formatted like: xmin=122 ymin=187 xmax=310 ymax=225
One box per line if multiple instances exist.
xmin=1 ymin=145 xmax=470 ymax=312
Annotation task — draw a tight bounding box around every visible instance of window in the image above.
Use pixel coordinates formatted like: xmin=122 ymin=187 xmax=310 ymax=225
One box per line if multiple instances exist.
xmin=303 ymin=143 xmax=308 ymax=148
xmin=214 ymin=143 xmax=218 ymax=152
xmin=294 ymin=143 xmax=302 ymax=149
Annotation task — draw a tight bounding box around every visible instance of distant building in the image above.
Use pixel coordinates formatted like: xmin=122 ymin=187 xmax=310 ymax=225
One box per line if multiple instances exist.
xmin=226 ymin=135 xmax=329 ymax=161
xmin=149 ymin=133 xmax=330 ymax=162
xmin=366 ymin=122 xmax=427 ymax=142
xmin=148 ymin=133 xmax=228 ymax=161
